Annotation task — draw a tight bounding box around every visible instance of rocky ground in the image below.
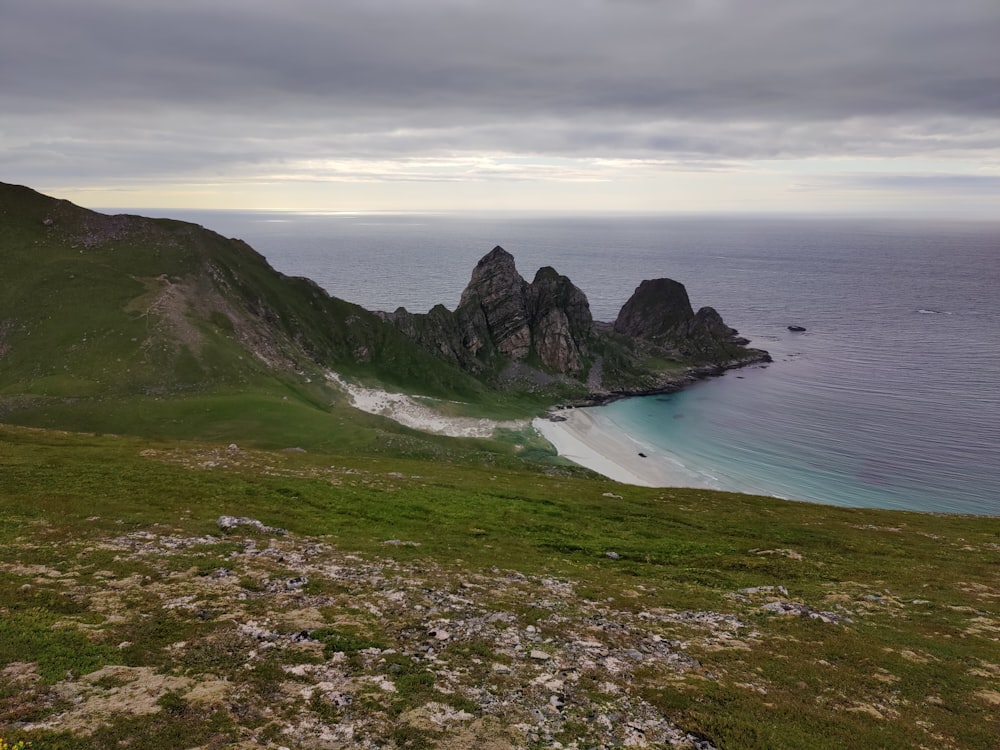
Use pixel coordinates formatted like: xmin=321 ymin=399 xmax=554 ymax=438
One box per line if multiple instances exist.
xmin=4 ymin=517 xmax=750 ymax=748
xmin=2 ymin=446 xmax=998 ymax=749
xmin=8 ymin=510 xmax=991 ymax=749
xmin=3 ymin=442 xmax=999 ymax=749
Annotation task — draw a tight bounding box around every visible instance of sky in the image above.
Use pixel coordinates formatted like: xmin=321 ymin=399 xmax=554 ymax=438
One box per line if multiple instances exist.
xmin=2 ymin=0 xmax=999 ymax=215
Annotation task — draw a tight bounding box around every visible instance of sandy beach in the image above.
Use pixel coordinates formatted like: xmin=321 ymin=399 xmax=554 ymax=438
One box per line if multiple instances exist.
xmin=533 ymin=407 xmax=707 ymax=488
xmin=327 ymin=372 xmax=526 ymax=438
xmin=330 ymin=369 xmax=704 ymax=488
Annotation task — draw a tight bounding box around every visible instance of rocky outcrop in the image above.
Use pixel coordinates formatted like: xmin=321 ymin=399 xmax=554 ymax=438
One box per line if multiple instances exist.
xmin=382 ymin=247 xmax=768 ymax=394
xmin=382 ymin=247 xmax=595 ymax=377
xmin=613 ymin=278 xmax=694 ymax=340
xmin=458 ymin=247 xmax=532 ymax=361
xmin=613 ymin=278 xmax=752 ymax=360
xmin=528 ymin=266 xmax=593 ymax=373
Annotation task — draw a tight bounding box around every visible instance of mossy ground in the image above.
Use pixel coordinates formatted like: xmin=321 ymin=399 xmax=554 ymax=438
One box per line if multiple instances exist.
xmin=1 ymin=423 xmax=998 ymax=749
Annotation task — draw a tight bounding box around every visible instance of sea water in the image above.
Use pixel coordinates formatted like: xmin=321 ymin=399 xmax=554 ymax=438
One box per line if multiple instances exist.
xmin=150 ymin=209 xmax=1000 ymax=515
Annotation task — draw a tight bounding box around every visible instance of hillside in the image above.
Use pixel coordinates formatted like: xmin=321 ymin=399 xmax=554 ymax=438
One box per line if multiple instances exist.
xmin=2 ymin=184 xmax=997 ymax=749
xmin=0 ymin=183 xmax=766 ymax=447
xmin=0 ymin=183 xmax=496 ymax=401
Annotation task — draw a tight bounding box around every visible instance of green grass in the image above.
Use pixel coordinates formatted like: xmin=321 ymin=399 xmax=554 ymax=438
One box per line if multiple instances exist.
xmin=1 ymin=423 xmax=998 ymax=748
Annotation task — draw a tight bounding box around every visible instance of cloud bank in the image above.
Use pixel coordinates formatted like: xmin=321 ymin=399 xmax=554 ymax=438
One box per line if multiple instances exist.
xmin=2 ymin=0 xmax=998 ymax=212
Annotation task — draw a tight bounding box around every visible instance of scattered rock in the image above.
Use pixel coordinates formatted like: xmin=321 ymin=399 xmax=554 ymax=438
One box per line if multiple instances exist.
xmin=761 ymin=601 xmax=852 ymax=624
xmin=752 ymin=548 xmax=803 ymax=560
xmin=974 ymin=689 xmax=1000 ymax=706
xmin=739 ymin=585 xmax=790 ymax=597
xmin=216 ymin=515 xmax=286 ymax=535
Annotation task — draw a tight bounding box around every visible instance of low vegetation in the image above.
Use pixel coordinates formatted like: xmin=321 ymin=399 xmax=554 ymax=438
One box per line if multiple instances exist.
xmin=1 ymin=424 xmax=998 ymax=749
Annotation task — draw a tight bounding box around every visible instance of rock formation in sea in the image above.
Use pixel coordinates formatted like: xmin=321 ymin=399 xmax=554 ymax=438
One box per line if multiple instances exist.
xmin=381 ymin=246 xmax=768 ymax=396
xmin=384 ymin=247 xmax=594 ymax=377
xmin=613 ymin=278 xmax=752 ymax=359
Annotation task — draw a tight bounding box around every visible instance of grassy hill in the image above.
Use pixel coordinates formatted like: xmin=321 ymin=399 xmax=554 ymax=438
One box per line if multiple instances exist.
xmin=0 ymin=182 xmax=561 ymax=458
xmin=1 ymin=185 xmax=998 ymax=749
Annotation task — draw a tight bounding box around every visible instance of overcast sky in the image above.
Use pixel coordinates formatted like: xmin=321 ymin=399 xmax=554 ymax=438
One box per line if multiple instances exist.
xmin=2 ymin=0 xmax=999 ymax=214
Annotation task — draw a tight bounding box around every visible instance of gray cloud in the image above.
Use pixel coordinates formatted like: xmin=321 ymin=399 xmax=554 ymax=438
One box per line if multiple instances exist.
xmin=2 ymin=0 xmax=999 ymax=191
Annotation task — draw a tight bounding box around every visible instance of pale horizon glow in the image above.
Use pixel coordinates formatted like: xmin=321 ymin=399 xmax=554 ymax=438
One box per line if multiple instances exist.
xmin=3 ymin=1 xmax=998 ymax=218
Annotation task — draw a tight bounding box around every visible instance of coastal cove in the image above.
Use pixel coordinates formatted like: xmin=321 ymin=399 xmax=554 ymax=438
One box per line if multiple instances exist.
xmin=138 ymin=211 xmax=1000 ymax=515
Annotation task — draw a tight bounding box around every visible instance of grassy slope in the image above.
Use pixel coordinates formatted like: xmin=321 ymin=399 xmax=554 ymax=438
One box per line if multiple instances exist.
xmin=0 ymin=181 xmax=577 ymax=483
xmin=1 ymin=425 xmax=998 ymax=749
xmin=0 ymin=183 xmax=516 ymax=419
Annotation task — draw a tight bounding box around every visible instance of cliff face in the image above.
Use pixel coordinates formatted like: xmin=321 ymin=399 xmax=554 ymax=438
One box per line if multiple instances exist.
xmin=613 ymin=278 xmax=751 ymax=359
xmin=384 ymin=247 xmax=595 ymax=377
xmin=458 ymin=247 xmax=533 ymax=360
xmin=383 ymin=246 xmax=767 ymax=393
xmin=528 ymin=265 xmax=593 ymax=374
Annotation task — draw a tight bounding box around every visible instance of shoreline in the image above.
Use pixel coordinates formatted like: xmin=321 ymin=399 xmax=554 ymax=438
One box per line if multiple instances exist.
xmin=531 ymin=355 xmax=773 ymax=488
xmin=533 ymin=406 xmax=712 ymax=489
xmin=565 ymin=352 xmax=773 ymax=408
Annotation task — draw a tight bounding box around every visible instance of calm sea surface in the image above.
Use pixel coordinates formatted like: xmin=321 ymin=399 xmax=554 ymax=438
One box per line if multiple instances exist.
xmin=151 ymin=210 xmax=1000 ymax=515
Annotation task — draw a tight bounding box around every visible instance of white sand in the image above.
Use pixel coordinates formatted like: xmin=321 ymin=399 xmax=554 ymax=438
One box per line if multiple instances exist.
xmin=533 ymin=407 xmax=708 ymax=488
xmin=329 ymin=371 xmax=705 ymax=486
xmin=327 ymin=372 xmax=526 ymax=438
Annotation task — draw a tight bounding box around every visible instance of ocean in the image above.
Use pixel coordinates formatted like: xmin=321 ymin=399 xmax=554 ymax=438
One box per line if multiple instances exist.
xmin=152 ymin=209 xmax=1000 ymax=515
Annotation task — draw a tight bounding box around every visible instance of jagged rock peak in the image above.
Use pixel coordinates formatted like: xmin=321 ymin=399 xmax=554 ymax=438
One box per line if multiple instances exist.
xmin=458 ymin=246 xmax=532 ymax=360
xmin=381 ymin=247 xmax=764 ymax=387
xmin=527 ymin=265 xmax=593 ymax=374
xmin=459 ymin=246 xmax=524 ymax=307
xmin=614 ymin=277 xmax=750 ymax=360
xmin=613 ymin=278 xmax=694 ymax=340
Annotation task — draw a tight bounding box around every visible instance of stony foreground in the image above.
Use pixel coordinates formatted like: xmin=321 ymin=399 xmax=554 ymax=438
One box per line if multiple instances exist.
xmin=5 ymin=518 xmax=744 ymax=748
xmin=5 ymin=509 xmax=997 ymax=749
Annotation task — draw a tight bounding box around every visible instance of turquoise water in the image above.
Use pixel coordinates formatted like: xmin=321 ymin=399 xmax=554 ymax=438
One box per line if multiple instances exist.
xmin=149 ymin=210 xmax=1000 ymax=514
